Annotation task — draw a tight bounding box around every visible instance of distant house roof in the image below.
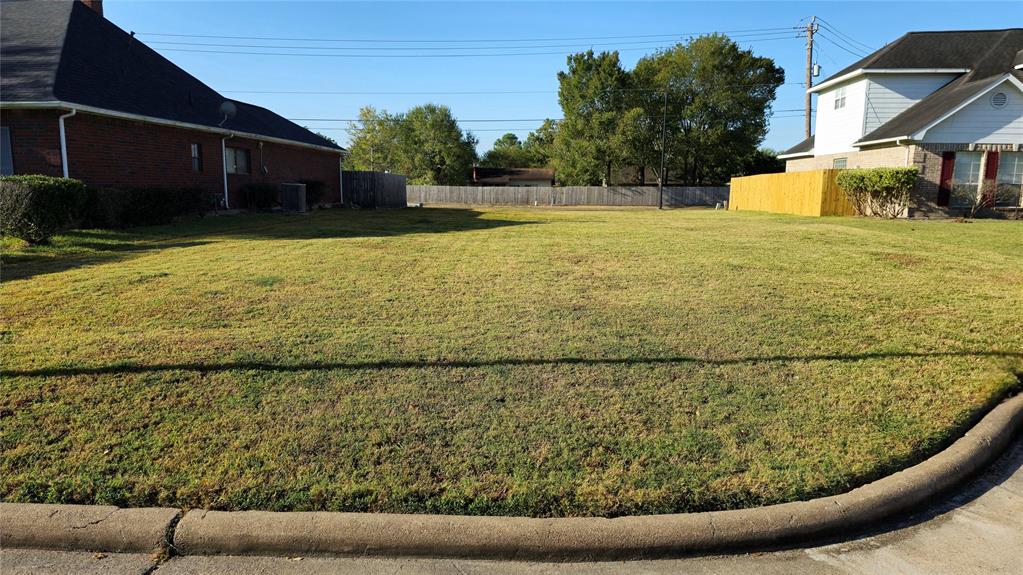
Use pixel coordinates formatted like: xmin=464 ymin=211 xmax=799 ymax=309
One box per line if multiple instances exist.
xmin=473 ymin=167 xmax=555 ymax=185
xmin=0 ymin=0 xmax=342 ymax=152
xmin=789 ymin=29 xmax=1023 ymax=151
xmin=779 ymin=135 xmax=814 ymax=158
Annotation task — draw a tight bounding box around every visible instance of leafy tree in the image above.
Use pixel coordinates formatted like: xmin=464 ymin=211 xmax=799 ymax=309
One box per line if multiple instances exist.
xmin=552 ymin=50 xmax=630 ymax=185
xmin=480 ymin=133 xmax=533 ymax=168
xmin=345 ymin=104 xmax=478 ymax=184
xmin=626 ymin=35 xmax=785 ymax=185
xmin=523 ymin=119 xmax=558 ymax=168
xmin=738 ymin=148 xmax=786 ymax=177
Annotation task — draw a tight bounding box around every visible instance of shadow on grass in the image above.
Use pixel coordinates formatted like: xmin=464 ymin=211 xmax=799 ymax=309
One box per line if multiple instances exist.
xmin=1 ymin=238 xmax=212 ymax=282
xmin=1 ymin=209 xmax=533 ymax=282
xmin=6 ymin=350 xmax=1021 ymax=378
xmin=210 ymin=208 xmax=536 ymax=241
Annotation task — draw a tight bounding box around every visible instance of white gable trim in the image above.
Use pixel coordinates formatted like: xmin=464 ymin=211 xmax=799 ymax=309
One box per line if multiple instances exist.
xmin=777 ymin=150 xmax=814 ymax=160
xmin=913 ymin=74 xmax=1023 ymax=139
xmin=809 ymin=68 xmax=969 ymax=94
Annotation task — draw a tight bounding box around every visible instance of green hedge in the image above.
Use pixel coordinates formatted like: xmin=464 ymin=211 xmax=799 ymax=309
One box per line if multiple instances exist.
xmin=0 ymin=175 xmax=89 ymax=244
xmin=84 ymin=187 xmax=208 ymax=228
xmin=298 ymin=179 xmax=326 ymax=208
xmin=836 ymin=167 xmax=918 ymax=218
xmin=241 ymin=183 xmax=278 ymax=210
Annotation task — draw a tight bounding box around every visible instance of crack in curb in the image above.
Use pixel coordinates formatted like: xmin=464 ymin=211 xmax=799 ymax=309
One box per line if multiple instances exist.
xmin=68 ymin=508 xmax=117 ymax=531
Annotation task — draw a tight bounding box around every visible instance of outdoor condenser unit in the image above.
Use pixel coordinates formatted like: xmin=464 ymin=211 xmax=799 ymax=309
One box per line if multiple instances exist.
xmin=280 ymin=182 xmax=307 ymax=213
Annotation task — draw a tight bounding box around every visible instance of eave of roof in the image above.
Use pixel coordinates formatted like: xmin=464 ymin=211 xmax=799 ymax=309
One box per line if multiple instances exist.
xmin=808 ymin=68 xmax=968 ymax=94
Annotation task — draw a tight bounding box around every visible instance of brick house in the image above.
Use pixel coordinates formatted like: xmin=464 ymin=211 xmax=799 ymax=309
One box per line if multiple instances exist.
xmin=0 ymin=0 xmax=345 ymax=209
xmin=780 ymin=29 xmax=1023 ymax=217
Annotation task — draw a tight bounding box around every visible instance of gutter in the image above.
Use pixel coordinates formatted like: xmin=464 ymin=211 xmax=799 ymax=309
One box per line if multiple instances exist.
xmin=221 ymin=134 xmax=234 ymax=209
xmin=1 ymin=101 xmax=345 ymax=155
xmin=58 ymin=108 xmax=77 ymax=178
xmin=808 ymin=68 xmax=969 ymax=94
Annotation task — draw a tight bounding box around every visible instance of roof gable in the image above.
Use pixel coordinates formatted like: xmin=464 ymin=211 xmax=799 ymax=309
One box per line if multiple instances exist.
xmin=0 ymin=0 xmax=341 ymax=151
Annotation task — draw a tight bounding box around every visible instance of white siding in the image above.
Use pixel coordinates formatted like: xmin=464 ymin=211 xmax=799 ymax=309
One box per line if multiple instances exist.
xmin=922 ymin=80 xmax=1023 ymax=143
xmin=863 ymin=74 xmax=958 ymax=133
xmin=813 ymin=78 xmax=868 ymax=155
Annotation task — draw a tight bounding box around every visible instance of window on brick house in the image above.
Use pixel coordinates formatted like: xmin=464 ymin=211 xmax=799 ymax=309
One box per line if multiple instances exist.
xmin=834 ymin=86 xmax=847 ymax=110
xmin=832 ymin=157 xmax=848 ymax=169
xmin=191 ymin=143 xmax=202 ymax=172
xmin=1 ymin=127 xmax=13 ymax=176
xmin=996 ymin=152 xmax=1023 ymax=207
xmin=226 ymin=147 xmax=249 ymax=174
xmin=949 ymin=151 xmax=982 ymax=207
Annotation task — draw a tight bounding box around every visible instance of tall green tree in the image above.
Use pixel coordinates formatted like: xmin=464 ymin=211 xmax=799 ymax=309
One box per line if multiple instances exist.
xmin=523 ymin=119 xmax=558 ymax=168
xmin=626 ymin=35 xmax=785 ymax=185
xmin=345 ymin=104 xmax=478 ymax=184
xmin=552 ymin=50 xmax=630 ymax=185
xmin=480 ymin=133 xmax=533 ymax=168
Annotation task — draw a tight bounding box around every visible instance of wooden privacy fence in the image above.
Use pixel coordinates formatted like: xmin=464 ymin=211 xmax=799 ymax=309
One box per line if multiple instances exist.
xmin=728 ymin=169 xmax=856 ymax=216
xmin=342 ymin=171 xmax=407 ymax=209
xmin=406 ymin=185 xmax=729 ymax=207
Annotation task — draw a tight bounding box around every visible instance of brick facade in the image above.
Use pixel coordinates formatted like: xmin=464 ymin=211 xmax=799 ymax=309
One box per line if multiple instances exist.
xmin=1 ymin=108 xmax=342 ymax=209
xmin=785 ymin=142 xmax=1021 ymax=218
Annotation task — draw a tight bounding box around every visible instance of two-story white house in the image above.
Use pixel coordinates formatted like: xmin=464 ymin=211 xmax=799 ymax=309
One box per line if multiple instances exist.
xmin=780 ymin=29 xmax=1023 ymax=216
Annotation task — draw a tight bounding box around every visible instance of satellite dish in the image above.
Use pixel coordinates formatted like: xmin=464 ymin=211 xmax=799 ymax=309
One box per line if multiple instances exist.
xmin=218 ymin=101 xmax=237 ymax=126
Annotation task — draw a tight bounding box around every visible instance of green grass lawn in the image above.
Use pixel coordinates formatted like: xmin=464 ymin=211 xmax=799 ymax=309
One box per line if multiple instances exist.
xmin=2 ymin=207 xmax=1021 ymax=517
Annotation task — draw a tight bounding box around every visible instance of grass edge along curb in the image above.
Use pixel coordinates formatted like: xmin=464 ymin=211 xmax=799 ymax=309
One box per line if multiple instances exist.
xmin=170 ymin=391 xmax=1023 ymax=560
xmin=1 ymin=392 xmax=1019 ymax=561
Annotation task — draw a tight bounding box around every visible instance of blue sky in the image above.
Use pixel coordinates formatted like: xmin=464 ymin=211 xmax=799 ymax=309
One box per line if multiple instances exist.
xmin=106 ymin=1 xmax=1019 ymax=153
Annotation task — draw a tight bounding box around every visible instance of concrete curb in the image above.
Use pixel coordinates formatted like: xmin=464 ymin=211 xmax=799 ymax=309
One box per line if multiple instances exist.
xmin=2 ymin=393 xmax=1019 ymax=561
xmin=172 ymin=392 xmax=1023 ymax=561
xmin=0 ymin=503 xmax=180 ymax=553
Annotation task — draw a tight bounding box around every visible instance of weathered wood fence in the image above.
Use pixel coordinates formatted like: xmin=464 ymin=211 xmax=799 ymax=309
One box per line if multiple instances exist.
xmin=342 ymin=171 xmax=407 ymax=209
xmin=406 ymin=185 xmax=729 ymax=207
xmin=728 ymin=169 xmax=856 ymax=216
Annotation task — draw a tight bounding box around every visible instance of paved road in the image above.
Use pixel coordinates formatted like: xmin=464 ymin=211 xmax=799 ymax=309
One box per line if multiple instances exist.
xmin=4 ymin=436 xmax=1021 ymax=575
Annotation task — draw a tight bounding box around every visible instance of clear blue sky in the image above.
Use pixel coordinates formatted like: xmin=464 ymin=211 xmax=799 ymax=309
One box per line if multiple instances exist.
xmin=105 ymin=1 xmax=1019 ymax=153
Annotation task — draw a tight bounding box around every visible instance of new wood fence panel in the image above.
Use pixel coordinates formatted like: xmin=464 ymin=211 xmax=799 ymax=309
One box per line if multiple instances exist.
xmin=406 ymin=185 xmax=728 ymax=207
xmin=342 ymin=171 xmax=408 ymax=208
xmin=728 ymin=170 xmax=855 ymax=217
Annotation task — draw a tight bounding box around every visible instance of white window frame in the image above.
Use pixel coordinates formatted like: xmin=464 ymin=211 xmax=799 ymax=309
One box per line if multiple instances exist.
xmin=190 ymin=143 xmax=203 ymax=173
xmin=225 ymin=146 xmax=250 ymax=175
xmin=995 ymin=151 xmax=1023 ymax=207
xmin=833 ymin=86 xmax=847 ymax=110
xmin=950 ymin=151 xmax=983 ymax=207
xmin=832 ymin=157 xmax=848 ymax=169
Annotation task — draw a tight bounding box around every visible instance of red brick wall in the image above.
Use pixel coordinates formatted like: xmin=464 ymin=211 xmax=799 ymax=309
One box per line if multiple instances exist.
xmin=1 ymin=109 xmax=63 ymax=176
xmin=1 ymin=109 xmax=341 ymax=208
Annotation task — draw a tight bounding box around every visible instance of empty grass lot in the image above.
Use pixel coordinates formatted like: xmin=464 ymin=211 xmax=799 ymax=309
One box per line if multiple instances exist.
xmin=1 ymin=207 xmax=1021 ymax=517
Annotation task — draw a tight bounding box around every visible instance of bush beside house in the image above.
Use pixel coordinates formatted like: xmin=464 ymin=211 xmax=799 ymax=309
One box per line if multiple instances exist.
xmin=0 ymin=175 xmax=209 ymax=244
xmin=836 ymin=168 xmax=918 ymax=219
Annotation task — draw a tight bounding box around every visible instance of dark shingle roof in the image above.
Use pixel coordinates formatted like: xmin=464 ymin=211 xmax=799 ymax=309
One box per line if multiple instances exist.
xmin=0 ymin=0 xmax=342 ymax=151
xmin=849 ymin=30 xmax=1023 ymax=143
xmin=818 ymin=29 xmax=1023 ymax=86
xmin=780 ymin=135 xmax=814 ymax=156
xmin=473 ymin=167 xmax=555 ymax=184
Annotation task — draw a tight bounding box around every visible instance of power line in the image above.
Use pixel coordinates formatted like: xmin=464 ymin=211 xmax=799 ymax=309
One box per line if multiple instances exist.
xmin=155 ymin=35 xmax=802 ymax=58
xmin=135 ymin=27 xmax=803 ymax=44
xmin=221 ymin=84 xmax=809 ymax=95
xmin=815 ymin=31 xmax=869 ymax=58
xmin=816 ymin=19 xmax=875 ymax=53
xmin=145 ymin=31 xmax=803 ymax=52
xmin=293 ymin=109 xmax=806 ymax=123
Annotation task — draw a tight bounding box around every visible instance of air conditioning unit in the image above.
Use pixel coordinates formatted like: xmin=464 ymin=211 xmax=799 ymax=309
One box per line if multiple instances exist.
xmin=280 ymin=183 xmax=307 ymax=212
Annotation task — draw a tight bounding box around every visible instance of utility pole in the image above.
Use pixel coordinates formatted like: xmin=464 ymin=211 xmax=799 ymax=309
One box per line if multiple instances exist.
xmin=804 ymin=16 xmax=817 ymax=139
xmin=658 ymin=88 xmax=667 ymax=210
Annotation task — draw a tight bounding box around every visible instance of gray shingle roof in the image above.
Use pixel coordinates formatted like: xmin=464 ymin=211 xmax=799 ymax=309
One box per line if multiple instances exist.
xmin=0 ymin=0 xmax=342 ymax=151
xmin=781 ymin=135 xmax=814 ymax=156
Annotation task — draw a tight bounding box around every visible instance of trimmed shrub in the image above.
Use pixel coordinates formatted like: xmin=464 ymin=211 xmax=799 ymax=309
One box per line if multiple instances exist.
xmin=836 ymin=167 xmax=917 ymax=218
xmin=84 ymin=187 xmax=208 ymax=228
xmin=0 ymin=175 xmax=89 ymax=244
xmin=241 ymin=183 xmax=278 ymax=210
xmin=298 ymin=179 xmax=326 ymax=208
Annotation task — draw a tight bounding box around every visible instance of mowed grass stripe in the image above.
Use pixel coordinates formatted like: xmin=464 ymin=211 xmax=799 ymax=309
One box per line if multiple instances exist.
xmin=1 ymin=207 xmax=1021 ymax=516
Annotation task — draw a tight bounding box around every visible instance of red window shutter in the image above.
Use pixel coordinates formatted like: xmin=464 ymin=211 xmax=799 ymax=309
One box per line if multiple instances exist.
xmin=982 ymin=151 xmax=1000 ymax=207
xmin=937 ymin=151 xmax=955 ymax=207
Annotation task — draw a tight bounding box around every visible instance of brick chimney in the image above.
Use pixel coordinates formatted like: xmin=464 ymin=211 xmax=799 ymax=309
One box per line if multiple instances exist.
xmin=80 ymin=0 xmax=103 ymax=17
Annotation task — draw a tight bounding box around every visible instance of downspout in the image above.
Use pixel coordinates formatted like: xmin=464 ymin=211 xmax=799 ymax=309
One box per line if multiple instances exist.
xmin=58 ymin=109 xmax=77 ymax=178
xmin=221 ymin=133 xmax=233 ymax=209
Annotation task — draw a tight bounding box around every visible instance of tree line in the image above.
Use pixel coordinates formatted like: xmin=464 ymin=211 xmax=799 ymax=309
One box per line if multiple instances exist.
xmin=343 ymin=34 xmax=786 ymax=185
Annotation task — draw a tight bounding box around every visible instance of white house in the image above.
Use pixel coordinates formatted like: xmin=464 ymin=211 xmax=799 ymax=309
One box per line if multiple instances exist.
xmin=781 ymin=29 xmax=1023 ymax=216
